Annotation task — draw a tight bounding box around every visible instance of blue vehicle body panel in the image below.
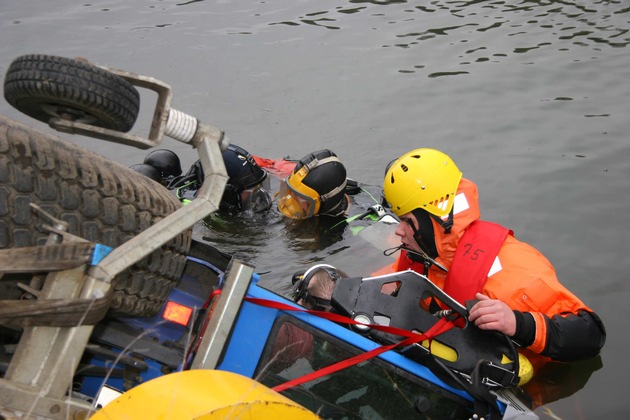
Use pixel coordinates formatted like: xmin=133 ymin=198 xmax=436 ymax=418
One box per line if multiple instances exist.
xmin=80 ymin=356 xmax=165 ymax=398
xmin=80 ymin=261 xmax=213 ymax=396
xmin=77 ymin=263 xmax=514 ymax=417
xmin=217 ymin=276 xmax=477 ymax=404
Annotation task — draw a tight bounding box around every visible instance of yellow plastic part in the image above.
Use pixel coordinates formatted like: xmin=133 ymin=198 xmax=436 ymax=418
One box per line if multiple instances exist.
xmin=417 ymin=337 xmax=534 ymax=388
xmin=420 ymin=338 xmax=458 ymax=362
xmin=499 ymin=352 xmax=533 ymax=386
xmin=90 ymin=370 xmax=319 ymax=420
xmin=517 ymin=353 xmax=534 ymax=386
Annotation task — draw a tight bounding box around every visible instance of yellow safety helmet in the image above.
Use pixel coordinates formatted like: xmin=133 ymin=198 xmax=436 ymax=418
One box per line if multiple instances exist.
xmin=277 ymin=150 xmax=348 ymax=219
xmin=383 ymin=148 xmax=462 ymax=217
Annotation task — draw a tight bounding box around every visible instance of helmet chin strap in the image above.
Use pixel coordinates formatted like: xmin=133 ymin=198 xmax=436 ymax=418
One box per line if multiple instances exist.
xmin=432 ymin=206 xmax=454 ymax=234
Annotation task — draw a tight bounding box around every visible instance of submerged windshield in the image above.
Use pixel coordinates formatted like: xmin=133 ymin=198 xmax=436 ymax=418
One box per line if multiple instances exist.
xmin=255 ymin=316 xmax=473 ymax=419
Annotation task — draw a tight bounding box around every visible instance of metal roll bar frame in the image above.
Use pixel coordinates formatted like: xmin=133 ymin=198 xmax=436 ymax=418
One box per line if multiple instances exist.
xmin=0 ymin=61 xmax=253 ymax=419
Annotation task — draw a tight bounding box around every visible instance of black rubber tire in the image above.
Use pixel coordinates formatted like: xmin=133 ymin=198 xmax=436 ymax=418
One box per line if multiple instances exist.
xmin=3 ymin=54 xmax=140 ymax=133
xmin=0 ymin=115 xmax=192 ymax=317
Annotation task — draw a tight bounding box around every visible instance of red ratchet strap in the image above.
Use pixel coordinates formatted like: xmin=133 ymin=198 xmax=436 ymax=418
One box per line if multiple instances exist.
xmin=244 ymin=297 xmax=457 ymax=393
xmin=202 ymin=288 xmax=222 ymax=308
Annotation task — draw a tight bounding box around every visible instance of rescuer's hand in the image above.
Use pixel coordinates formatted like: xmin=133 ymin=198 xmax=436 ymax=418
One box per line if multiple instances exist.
xmin=468 ymin=293 xmax=516 ymax=336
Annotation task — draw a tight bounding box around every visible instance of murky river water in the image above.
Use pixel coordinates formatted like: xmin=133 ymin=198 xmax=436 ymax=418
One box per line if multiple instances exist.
xmin=2 ymin=1 xmax=629 ymax=418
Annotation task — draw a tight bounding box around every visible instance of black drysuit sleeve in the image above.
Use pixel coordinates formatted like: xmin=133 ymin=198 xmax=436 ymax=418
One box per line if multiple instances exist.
xmin=512 ymin=309 xmax=606 ymax=362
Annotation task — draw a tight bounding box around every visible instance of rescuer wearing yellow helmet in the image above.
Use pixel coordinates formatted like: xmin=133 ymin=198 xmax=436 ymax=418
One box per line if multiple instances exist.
xmin=382 ymin=148 xmax=605 ymax=364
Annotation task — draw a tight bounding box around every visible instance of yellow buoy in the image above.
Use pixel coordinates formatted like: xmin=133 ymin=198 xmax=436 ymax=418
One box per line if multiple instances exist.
xmin=89 ymin=370 xmax=319 ymax=420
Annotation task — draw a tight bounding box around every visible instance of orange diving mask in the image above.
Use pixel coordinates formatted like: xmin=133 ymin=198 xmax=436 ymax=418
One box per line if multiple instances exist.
xmin=277 ymin=166 xmax=320 ymax=219
xmin=277 ymin=155 xmax=347 ymax=219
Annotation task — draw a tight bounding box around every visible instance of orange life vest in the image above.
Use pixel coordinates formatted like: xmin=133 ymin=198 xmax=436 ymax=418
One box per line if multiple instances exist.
xmin=388 ymin=178 xmax=593 ymax=356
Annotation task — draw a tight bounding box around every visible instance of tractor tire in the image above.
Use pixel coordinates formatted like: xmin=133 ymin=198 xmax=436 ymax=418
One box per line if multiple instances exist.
xmin=0 ymin=114 xmax=191 ymax=317
xmin=3 ymin=54 xmax=140 ymax=133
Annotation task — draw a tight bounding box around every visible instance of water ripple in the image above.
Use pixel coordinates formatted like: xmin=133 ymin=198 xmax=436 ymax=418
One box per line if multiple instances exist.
xmin=261 ymin=0 xmax=629 ymax=76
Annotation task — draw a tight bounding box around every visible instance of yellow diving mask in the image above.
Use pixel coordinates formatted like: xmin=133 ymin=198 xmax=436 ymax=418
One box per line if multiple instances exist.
xmin=277 ymin=168 xmax=320 ymax=219
xmin=277 ymin=154 xmax=346 ymax=220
